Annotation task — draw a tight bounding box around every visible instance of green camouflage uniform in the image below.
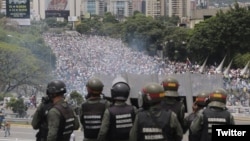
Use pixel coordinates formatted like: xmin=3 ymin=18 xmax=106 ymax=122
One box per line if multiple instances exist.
xmin=129 ymin=104 xmax=183 ymax=141
xmin=190 ymin=103 xmax=235 ymax=135
xmin=79 ymin=97 xmax=110 ymax=141
xmin=162 ymin=97 xmax=186 ymax=129
xmin=97 ymin=101 xmax=137 ymax=141
xmin=32 ymin=101 xmax=52 ymax=141
xmin=32 ymin=103 xmax=45 ymax=129
xmin=47 ymin=99 xmax=80 ymax=141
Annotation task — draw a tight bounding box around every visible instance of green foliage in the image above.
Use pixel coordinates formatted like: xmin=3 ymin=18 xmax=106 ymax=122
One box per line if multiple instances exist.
xmin=0 ymin=19 xmax=57 ymax=95
xmin=122 ymin=14 xmax=165 ymax=52
xmin=6 ymin=97 xmax=27 ymax=117
xmin=76 ymin=15 xmax=103 ymax=35
xmin=99 ymin=22 xmax=121 ymax=38
xmin=234 ymin=53 xmax=250 ymax=67
xmin=0 ymin=93 xmax=12 ymax=101
xmin=155 ymin=15 xmax=180 ymax=26
xmin=75 ymin=11 xmax=189 ymax=58
xmin=188 ymin=2 xmax=250 ymax=66
xmin=0 ymin=13 xmax=5 ymax=19
xmin=103 ymin=12 xmax=118 ymax=23
xmin=44 ymin=17 xmax=67 ymax=28
xmin=30 ymin=20 xmax=49 ymax=33
xmin=0 ymin=42 xmax=49 ymax=92
xmin=163 ymin=27 xmax=191 ymax=61
xmin=0 ymin=24 xmax=56 ymax=71
xmin=76 ymin=22 xmax=91 ymax=34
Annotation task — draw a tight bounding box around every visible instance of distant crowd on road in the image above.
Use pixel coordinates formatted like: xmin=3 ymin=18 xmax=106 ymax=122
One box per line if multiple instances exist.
xmin=42 ymin=31 xmax=250 ymax=106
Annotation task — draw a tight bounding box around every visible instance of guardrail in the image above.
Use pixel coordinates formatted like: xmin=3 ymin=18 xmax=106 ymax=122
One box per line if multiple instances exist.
xmin=227 ymin=106 xmax=250 ymax=118
xmin=4 ymin=117 xmax=32 ymax=125
xmin=227 ymin=106 xmax=250 ymax=113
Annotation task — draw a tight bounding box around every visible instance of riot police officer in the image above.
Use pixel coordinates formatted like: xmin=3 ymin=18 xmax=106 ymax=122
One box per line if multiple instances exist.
xmin=129 ymin=82 xmax=183 ymax=141
xmin=32 ymin=96 xmax=53 ymax=141
xmin=46 ymin=80 xmax=80 ymax=141
xmin=190 ymin=88 xmax=235 ymax=141
xmin=97 ymin=81 xmax=137 ymax=141
xmin=183 ymin=91 xmax=209 ymax=141
xmin=79 ymin=77 xmax=110 ymax=141
xmin=161 ymin=77 xmax=186 ymax=130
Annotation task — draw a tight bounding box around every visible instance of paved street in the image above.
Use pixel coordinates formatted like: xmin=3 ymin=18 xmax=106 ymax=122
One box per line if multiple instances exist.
xmin=0 ymin=125 xmax=83 ymax=141
xmin=0 ymin=117 xmax=246 ymax=141
xmin=0 ymin=108 xmax=249 ymax=141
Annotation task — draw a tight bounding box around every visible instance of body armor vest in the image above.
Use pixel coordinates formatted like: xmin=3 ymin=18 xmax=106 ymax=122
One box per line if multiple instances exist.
xmin=137 ymin=110 xmax=174 ymax=141
xmin=201 ymin=107 xmax=231 ymax=141
xmin=185 ymin=112 xmax=201 ymax=141
xmin=54 ymin=103 xmax=75 ymax=141
xmin=81 ymin=100 xmax=107 ymax=139
xmin=161 ymin=101 xmax=183 ymax=126
xmin=36 ymin=102 xmax=53 ymax=141
xmin=108 ymin=104 xmax=135 ymax=141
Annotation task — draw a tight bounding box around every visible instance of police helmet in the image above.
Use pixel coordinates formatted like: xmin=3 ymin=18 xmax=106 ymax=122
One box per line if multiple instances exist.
xmin=86 ymin=77 xmax=104 ymax=95
xmin=111 ymin=82 xmax=130 ymax=101
xmin=195 ymin=91 xmax=209 ymax=107
xmin=46 ymin=80 xmax=67 ymax=96
xmin=208 ymin=88 xmax=227 ymax=108
xmin=161 ymin=77 xmax=179 ymax=97
xmin=140 ymin=82 xmax=165 ymax=106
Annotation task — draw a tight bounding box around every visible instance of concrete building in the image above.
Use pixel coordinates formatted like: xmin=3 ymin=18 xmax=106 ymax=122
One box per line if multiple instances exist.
xmin=143 ymin=0 xmax=191 ymax=21
xmin=0 ymin=0 xmax=7 ymax=13
xmin=33 ymin=0 xmax=81 ymax=20
xmin=81 ymin=0 xmax=106 ymax=17
xmin=189 ymin=8 xmax=229 ymax=28
xmin=169 ymin=0 xmax=189 ymax=18
xmin=107 ymin=0 xmax=133 ymax=20
xmin=32 ymin=0 xmax=133 ymax=21
xmin=145 ymin=0 xmax=161 ymax=18
xmin=132 ymin=0 xmax=142 ymax=13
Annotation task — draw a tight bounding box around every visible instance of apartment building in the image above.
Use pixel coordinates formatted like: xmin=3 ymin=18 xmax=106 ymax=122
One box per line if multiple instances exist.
xmin=169 ymin=0 xmax=189 ymax=18
xmin=145 ymin=0 xmax=161 ymax=18
xmin=81 ymin=0 xmax=106 ymax=17
xmin=33 ymin=0 xmax=81 ymax=20
xmin=132 ymin=0 xmax=142 ymax=12
xmin=107 ymin=0 xmax=133 ymax=20
xmin=0 ymin=0 xmax=6 ymax=13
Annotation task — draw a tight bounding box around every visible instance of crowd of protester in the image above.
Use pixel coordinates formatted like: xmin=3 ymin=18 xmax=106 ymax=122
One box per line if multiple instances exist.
xmin=42 ymin=31 xmax=250 ymax=107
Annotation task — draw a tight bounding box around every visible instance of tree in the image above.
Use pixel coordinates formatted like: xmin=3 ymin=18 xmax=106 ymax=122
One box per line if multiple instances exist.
xmin=6 ymin=97 xmax=27 ymax=118
xmin=76 ymin=22 xmax=91 ymax=35
xmin=0 ymin=42 xmax=50 ymax=93
xmin=155 ymin=15 xmax=180 ymax=26
xmin=99 ymin=22 xmax=121 ymax=38
xmin=162 ymin=27 xmax=191 ymax=61
xmin=0 ymin=21 xmax=55 ymax=95
xmin=188 ymin=3 xmax=250 ymax=67
xmin=44 ymin=17 xmax=67 ymax=28
xmin=103 ymin=12 xmax=118 ymax=23
xmin=122 ymin=13 xmax=165 ymax=53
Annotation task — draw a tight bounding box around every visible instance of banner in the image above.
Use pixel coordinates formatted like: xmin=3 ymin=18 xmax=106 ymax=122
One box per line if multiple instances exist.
xmin=45 ymin=0 xmax=69 ymax=19
xmin=6 ymin=0 xmax=30 ymax=19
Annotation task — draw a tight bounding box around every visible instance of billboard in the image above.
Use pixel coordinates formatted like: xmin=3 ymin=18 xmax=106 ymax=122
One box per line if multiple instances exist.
xmin=6 ymin=0 xmax=30 ymax=19
xmin=45 ymin=0 xmax=69 ymax=19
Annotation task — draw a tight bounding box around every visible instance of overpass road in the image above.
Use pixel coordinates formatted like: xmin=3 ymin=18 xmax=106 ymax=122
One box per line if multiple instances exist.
xmin=0 ymin=117 xmax=248 ymax=141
